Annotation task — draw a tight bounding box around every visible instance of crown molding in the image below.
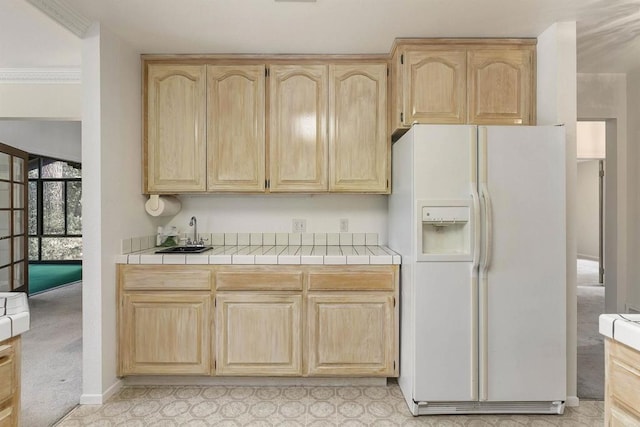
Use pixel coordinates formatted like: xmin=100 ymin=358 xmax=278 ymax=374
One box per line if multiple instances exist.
xmin=0 ymin=68 xmax=81 ymax=84
xmin=26 ymin=0 xmax=91 ymax=38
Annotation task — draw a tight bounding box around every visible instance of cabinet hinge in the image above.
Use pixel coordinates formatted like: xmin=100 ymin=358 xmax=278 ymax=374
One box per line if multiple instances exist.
xmin=387 ymin=66 xmax=390 ymax=77
xmin=386 ymin=179 xmax=389 ymax=189
xmin=400 ymin=54 xmax=404 ymax=65
xmin=214 ymin=298 xmax=216 ymax=308
xmin=265 ymin=179 xmax=270 ymax=189
xmin=400 ymin=112 xmax=403 ymax=123
xmin=265 ymin=68 xmax=269 ymax=77
xmin=214 ymin=360 xmax=216 ymax=370
xmin=393 ymin=360 xmax=396 ymax=370
xmin=600 ymin=170 xmax=605 ymax=178
xmin=393 ymin=297 xmax=396 ymax=307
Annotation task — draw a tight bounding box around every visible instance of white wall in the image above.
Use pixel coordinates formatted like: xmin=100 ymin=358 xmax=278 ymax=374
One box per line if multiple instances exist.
xmin=576 ymin=160 xmax=600 ymax=260
xmin=163 ymin=194 xmax=389 ymax=242
xmin=627 ymin=68 xmax=640 ymax=312
xmin=537 ymin=21 xmax=577 ymax=405
xmin=577 ymin=73 xmax=627 ymax=314
xmin=0 ymin=120 xmax=81 ymax=162
xmin=0 ymin=84 xmax=81 ymax=119
xmin=81 ymin=22 xmax=151 ymax=403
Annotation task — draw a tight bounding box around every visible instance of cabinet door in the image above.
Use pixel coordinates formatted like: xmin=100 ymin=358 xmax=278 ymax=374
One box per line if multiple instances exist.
xmin=605 ymin=339 xmax=640 ymax=425
xmin=207 ymin=65 xmax=266 ymax=192
xmin=119 ymin=293 xmax=211 ymax=375
xmin=307 ymin=294 xmax=395 ymax=376
xmin=329 ymin=64 xmax=388 ymax=193
xmin=216 ymin=293 xmax=302 ymax=375
xmin=146 ymin=64 xmax=206 ymax=192
xmin=269 ymin=65 xmax=328 ymax=192
xmin=403 ymin=49 xmax=466 ymax=125
xmin=467 ymin=49 xmax=534 ymax=125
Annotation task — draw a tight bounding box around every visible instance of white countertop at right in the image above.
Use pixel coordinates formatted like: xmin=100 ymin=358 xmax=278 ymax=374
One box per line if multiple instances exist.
xmin=599 ymin=313 xmax=640 ymax=351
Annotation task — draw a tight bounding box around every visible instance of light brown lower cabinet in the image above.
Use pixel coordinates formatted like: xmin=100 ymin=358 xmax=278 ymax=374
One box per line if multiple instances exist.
xmin=119 ymin=292 xmax=211 ymax=375
xmin=605 ymin=338 xmax=640 ymax=426
xmin=216 ymin=293 xmax=302 ymax=375
xmin=307 ymin=294 xmax=396 ymax=376
xmin=117 ymin=264 xmax=398 ymax=378
xmin=0 ymin=336 xmax=20 ymax=427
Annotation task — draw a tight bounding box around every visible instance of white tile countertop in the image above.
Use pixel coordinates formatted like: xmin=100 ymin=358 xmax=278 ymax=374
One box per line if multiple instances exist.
xmin=0 ymin=292 xmax=30 ymax=341
xmin=599 ymin=313 xmax=640 ymax=352
xmin=116 ymin=245 xmax=401 ymax=265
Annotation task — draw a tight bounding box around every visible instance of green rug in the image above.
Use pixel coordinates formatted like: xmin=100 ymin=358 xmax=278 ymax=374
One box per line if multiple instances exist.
xmin=28 ymin=264 xmax=83 ymax=294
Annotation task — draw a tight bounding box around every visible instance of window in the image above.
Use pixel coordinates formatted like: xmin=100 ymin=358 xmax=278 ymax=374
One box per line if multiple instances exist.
xmin=28 ymin=157 xmax=82 ymax=262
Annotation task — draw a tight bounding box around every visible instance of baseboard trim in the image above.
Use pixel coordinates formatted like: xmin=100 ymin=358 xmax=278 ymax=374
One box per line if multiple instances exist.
xmin=565 ymin=396 xmax=579 ymax=407
xmin=123 ymin=376 xmax=388 ymax=387
xmin=79 ymin=379 xmax=123 ymax=405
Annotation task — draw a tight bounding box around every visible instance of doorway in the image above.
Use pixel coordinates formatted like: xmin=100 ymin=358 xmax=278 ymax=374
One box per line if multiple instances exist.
xmin=576 ymin=120 xmax=607 ymax=400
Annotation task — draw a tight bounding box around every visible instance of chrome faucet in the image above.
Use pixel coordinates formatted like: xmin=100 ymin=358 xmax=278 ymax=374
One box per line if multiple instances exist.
xmin=189 ymin=216 xmax=198 ymax=246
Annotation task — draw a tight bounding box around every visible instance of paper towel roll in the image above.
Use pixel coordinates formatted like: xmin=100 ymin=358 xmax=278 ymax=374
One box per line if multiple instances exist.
xmin=145 ymin=195 xmax=181 ymax=217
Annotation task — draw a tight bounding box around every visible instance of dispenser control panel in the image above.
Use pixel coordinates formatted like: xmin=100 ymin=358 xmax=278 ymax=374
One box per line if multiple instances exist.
xmin=422 ymin=206 xmax=469 ymax=224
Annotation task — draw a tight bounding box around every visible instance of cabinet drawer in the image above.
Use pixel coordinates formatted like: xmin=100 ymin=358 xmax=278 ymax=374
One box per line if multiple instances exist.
xmin=120 ymin=265 xmax=212 ymax=291
xmin=0 ymin=345 xmax=14 ymax=403
xmin=215 ymin=268 xmax=303 ymax=291
xmin=308 ymin=267 xmax=395 ymax=291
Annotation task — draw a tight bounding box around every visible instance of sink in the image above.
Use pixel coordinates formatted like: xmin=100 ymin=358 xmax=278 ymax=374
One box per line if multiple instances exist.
xmin=155 ymin=246 xmax=213 ymax=254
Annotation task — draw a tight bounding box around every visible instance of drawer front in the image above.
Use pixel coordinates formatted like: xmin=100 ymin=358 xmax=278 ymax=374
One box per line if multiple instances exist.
xmin=215 ymin=268 xmax=303 ymax=291
xmin=0 ymin=345 xmax=15 ymax=403
xmin=308 ymin=266 xmax=396 ymax=291
xmin=120 ymin=265 xmax=212 ymax=291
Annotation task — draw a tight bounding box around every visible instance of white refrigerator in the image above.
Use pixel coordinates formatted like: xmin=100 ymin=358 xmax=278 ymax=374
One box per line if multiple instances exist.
xmin=389 ymin=124 xmax=566 ymax=415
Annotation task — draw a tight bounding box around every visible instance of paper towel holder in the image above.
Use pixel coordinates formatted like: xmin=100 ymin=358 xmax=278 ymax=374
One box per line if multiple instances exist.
xmin=145 ymin=194 xmax=182 ymax=217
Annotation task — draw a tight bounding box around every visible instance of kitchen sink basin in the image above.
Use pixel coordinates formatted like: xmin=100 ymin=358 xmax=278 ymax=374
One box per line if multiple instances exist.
xmin=155 ymin=246 xmax=213 ymax=254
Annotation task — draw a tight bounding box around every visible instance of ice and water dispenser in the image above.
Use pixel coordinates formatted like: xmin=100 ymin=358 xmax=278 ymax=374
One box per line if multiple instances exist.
xmin=417 ymin=201 xmax=473 ymax=261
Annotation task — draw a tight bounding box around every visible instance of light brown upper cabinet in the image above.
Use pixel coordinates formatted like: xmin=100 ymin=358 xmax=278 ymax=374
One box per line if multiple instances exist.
xmin=467 ymin=49 xmax=534 ymax=125
xmin=402 ymin=49 xmax=467 ymax=125
xmin=391 ymin=39 xmax=536 ymax=135
xmin=145 ymin=64 xmax=207 ymax=193
xmin=269 ymin=65 xmax=328 ymax=192
xmin=206 ymin=65 xmax=266 ymax=192
xmin=329 ymin=64 xmax=388 ymax=193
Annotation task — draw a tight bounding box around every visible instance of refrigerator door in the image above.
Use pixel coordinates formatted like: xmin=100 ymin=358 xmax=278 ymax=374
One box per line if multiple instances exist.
xmin=479 ymin=126 xmax=566 ymax=401
xmin=411 ymin=125 xmax=479 ymax=402
xmin=414 ymin=262 xmax=477 ymax=402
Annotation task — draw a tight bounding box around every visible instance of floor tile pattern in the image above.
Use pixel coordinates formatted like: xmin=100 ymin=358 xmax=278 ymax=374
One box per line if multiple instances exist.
xmin=56 ymin=383 xmax=604 ymax=426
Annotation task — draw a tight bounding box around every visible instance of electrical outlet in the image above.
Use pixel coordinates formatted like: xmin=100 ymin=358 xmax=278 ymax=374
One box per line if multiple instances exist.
xmin=340 ymin=218 xmax=349 ymax=232
xmin=292 ymin=218 xmax=306 ymax=233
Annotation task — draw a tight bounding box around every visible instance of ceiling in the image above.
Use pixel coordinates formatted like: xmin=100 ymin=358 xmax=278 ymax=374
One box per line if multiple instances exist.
xmin=2 ymin=0 xmax=640 ymax=73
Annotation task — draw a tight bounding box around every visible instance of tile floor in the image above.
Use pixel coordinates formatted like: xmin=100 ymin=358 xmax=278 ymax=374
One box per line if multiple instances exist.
xmin=56 ymin=382 xmax=604 ymax=426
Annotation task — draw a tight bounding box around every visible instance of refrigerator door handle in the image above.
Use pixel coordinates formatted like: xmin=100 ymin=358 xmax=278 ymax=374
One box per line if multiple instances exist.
xmin=480 ymin=183 xmax=493 ymax=273
xmin=471 ymin=190 xmax=481 ymax=270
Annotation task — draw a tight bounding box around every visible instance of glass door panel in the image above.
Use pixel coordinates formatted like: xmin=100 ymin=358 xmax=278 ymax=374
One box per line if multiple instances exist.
xmin=0 ymin=142 xmax=28 ymax=293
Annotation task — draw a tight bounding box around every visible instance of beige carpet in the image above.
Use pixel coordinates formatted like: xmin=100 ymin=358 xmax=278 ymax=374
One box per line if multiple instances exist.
xmin=577 ymin=259 xmax=605 ymax=400
xmin=22 ymin=282 xmax=83 ymax=427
